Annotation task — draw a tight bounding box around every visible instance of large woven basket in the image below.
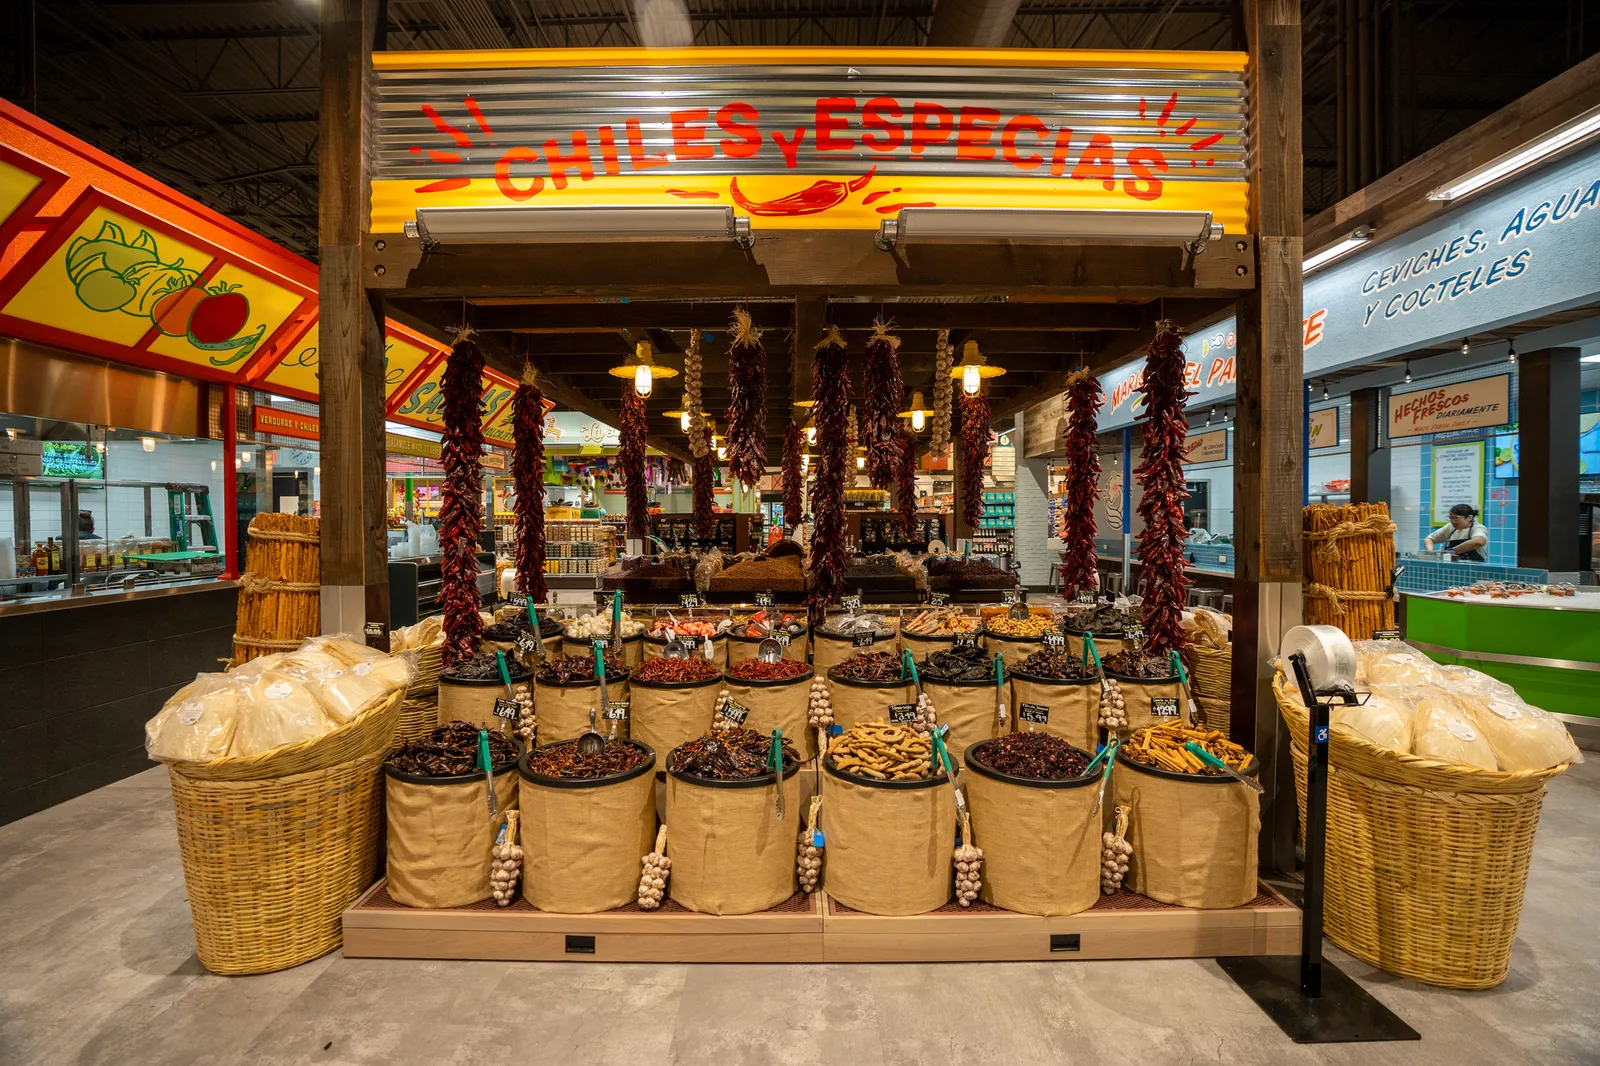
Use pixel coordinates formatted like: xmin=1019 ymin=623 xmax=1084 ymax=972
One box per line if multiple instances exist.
xmin=408 ymin=644 xmax=443 ymax=697
xmin=164 ymin=689 xmax=402 ymax=974
xmin=1271 ymin=674 xmax=1566 ymax=989
xmin=396 ymin=692 xmax=440 ymax=750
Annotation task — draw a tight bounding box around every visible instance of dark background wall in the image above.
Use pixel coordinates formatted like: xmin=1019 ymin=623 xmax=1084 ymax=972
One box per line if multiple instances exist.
xmin=0 ymin=585 xmax=237 ymax=826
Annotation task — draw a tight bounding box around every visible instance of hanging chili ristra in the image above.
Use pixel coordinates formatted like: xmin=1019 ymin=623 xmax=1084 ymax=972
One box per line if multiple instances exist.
xmin=958 ymin=385 xmax=991 ymax=533
xmin=861 ymin=318 xmax=904 ymax=489
xmin=725 ymin=309 xmax=768 ymax=487
xmin=439 ymin=329 xmax=485 ymax=667
xmin=1134 ymin=320 xmax=1191 ymax=654
xmin=512 ymin=365 xmax=548 ymax=605
xmin=619 ymin=381 xmax=649 ymax=542
xmin=1061 ymin=368 xmax=1103 ymax=598
xmin=807 ymin=326 xmax=850 ymax=627
xmin=781 ymin=421 xmax=804 ymax=532
xmin=895 ymin=425 xmax=918 ymax=538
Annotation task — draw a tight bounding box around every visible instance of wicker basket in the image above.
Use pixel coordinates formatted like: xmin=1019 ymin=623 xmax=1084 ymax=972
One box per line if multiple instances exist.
xmin=396 ymin=692 xmax=440 ymax=749
xmin=165 ymin=688 xmax=405 ymax=782
xmin=1271 ymin=674 xmax=1567 ymax=989
xmin=408 ymin=644 xmax=443 ymax=697
xmin=1189 ymin=643 xmax=1232 ymax=737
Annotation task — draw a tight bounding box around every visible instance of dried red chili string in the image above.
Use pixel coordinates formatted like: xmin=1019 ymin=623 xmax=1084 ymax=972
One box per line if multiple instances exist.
xmin=895 ymin=425 xmax=918 ymax=538
xmin=619 ymin=382 xmax=649 ymax=542
xmin=439 ymin=330 xmax=485 ymax=667
xmin=1060 ymin=368 xmax=1102 ymax=598
xmin=958 ymin=386 xmax=991 ymax=532
xmin=861 ymin=319 xmax=904 ymax=489
xmin=807 ymin=326 xmax=850 ymax=628
xmin=1133 ymin=321 xmax=1191 ymax=654
xmin=512 ymin=367 xmax=548 ymax=604
xmin=781 ymin=421 xmax=804 ymax=533
xmin=725 ymin=308 xmax=768 ymax=486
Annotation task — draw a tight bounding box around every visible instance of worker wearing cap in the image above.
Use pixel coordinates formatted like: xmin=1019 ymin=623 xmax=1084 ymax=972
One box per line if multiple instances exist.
xmin=1424 ymin=504 xmax=1489 ymax=562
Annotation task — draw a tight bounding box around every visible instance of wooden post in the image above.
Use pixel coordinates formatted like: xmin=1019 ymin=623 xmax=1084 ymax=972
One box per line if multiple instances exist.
xmin=319 ymin=0 xmax=390 ymax=644
xmin=1518 ymin=348 xmax=1582 ymax=571
xmin=1234 ymin=0 xmax=1304 ymax=874
xmin=1349 ymin=387 xmax=1389 ymax=505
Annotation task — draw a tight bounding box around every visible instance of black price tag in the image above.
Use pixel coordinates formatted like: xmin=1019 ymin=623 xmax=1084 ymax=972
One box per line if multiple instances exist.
xmin=679 ymin=594 xmax=700 ymax=609
xmin=1123 ymin=625 xmax=1146 ymax=644
xmin=515 ymin=632 xmax=540 ymax=655
xmin=852 ymin=632 xmax=878 ymax=648
xmin=756 ymin=591 xmax=775 ymax=608
xmin=719 ymin=698 xmax=749 ymax=726
xmin=842 ymin=593 xmax=863 ymax=613
xmin=775 ymin=631 xmax=792 ymax=647
xmin=1372 ymin=628 xmax=1401 ymax=640
xmin=888 ymin=703 xmax=918 ymax=724
xmin=492 ymin=697 xmax=520 ymax=721
xmin=953 ymin=634 xmax=978 ymax=651
xmin=363 ymin=621 xmax=385 ymax=638
xmin=1041 ymin=632 xmax=1066 ymax=650
xmin=1075 ymin=590 xmax=1097 ymax=604
xmin=1151 ymin=696 xmax=1181 ymax=719
xmin=604 ymin=701 xmax=630 ymax=721
xmin=1019 ymin=702 xmax=1049 ymax=724
xmin=928 ymin=592 xmax=950 ymax=607
xmin=593 ymin=590 xmax=611 ymax=607
xmin=1001 ymin=590 xmax=1021 ymax=605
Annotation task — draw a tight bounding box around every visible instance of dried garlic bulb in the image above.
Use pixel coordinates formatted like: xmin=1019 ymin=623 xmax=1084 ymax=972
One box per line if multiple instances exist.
xmin=912 ymin=691 xmax=937 ymax=735
xmin=513 ymin=682 xmax=535 ymax=746
xmin=1098 ymin=678 xmax=1128 ymax=730
xmin=953 ymin=815 xmax=983 ymax=907
xmin=807 ymin=677 xmax=834 ymax=728
xmin=712 ymin=688 xmax=739 ymax=732
xmin=638 ymin=825 xmax=670 ymax=910
xmin=1101 ymin=805 xmax=1132 ymax=895
xmin=489 ymin=811 xmax=523 ymax=907
xmin=796 ymin=796 xmax=824 ymax=894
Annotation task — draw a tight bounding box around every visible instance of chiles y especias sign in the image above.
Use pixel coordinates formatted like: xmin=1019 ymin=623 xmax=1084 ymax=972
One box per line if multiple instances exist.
xmin=368 ymin=47 xmax=1248 ymax=232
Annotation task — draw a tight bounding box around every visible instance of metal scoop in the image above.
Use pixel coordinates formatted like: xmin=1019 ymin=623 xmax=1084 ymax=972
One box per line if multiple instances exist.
xmin=661 ymin=612 xmax=689 ymax=659
xmin=757 ymin=613 xmax=783 ymax=662
xmin=577 ymin=708 xmax=605 ymax=755
xmin=1007 ymin=588 xmax=1030 ymax=621
xmin=1185 ymin=741 xmax=1264 ymax=793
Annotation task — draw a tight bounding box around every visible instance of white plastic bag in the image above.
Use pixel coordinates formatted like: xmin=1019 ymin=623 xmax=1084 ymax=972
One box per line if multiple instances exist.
xmin=1329 ymin=691 xmax=1412 ymax=753
xmin=229 ymin=670 xmax=333 ymax=757
xmin=145 ymin=673 xmax=240 ymax=762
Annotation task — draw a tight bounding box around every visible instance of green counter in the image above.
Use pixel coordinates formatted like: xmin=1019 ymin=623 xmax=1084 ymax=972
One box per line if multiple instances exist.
xmin=1404 ymin=593 xmax=1600 ymax=720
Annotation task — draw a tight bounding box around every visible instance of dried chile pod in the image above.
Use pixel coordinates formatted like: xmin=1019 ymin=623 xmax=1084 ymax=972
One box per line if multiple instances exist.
xmin=1061 ymin=369 xmax=1102 ymax=598
xmin=513 ymin=372 xmax=548 ymax=604
xmin=1133 ymin=322 xmax=1191 ymax=654
xmin=619 ymin=383 xmax=650 ymax=542
xmin=806 ymin=327 xmax=851 ymax=628
xmin=861 ymin=322 xmax=904 ymax=489
xmin=895 ymin=425 xmax=919 ymax=538
xmin=781 ymin=421 xmax=804 ymax=533
xmin=958 ymin=387 xmax=991 ymax=532
xmin=725 ymin=309 xmax=768 ymax=486
xmin=439 ymin=332 xmax=486 ymax=667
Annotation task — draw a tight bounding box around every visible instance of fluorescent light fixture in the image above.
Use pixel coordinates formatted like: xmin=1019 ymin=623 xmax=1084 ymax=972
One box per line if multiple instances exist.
xmin=1302 ymin=225 xmax=1372 ymax=274
xmin=876 ymin=207 xmax=1221 ymax=252
xmin=268 ymin=394 xmax=298 ymax=406
xmin=1428 ymin=103 xmax=1600 ymax=202
xmin=140 ymin=437 xmax=156 ymax=452
xmin=407 ymin=205 xmax=753 ymax=248
xmin=1581 ymin=353 xmax=1600 ymax=363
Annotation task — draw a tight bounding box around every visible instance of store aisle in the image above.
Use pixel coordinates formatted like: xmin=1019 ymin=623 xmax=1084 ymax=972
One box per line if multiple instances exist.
xmin=1 ymin=761 xmax=1596 ymax=1066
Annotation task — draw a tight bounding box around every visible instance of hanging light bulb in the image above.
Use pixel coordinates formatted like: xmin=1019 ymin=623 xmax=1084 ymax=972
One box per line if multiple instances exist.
xmin=952 ymin=340 xmax=1005 ymax=396
xmin=1322 ymin=381 xmax=1330 ymax=400
xmin=1404 ymin=360 xmax=1412 ymax=384
xmin=609 ymin=340 xmax=677 ymax=399
xmin=1205 ymin=407 xmax=1213 ymax=426
xmin=912 ymin=409 xmax=926 ymax=431
xmin=633 ymin=362 xmax=653 ymax=398
xmin=900 ymin=391 xmax=932 ymax=431
xmin=1508 ymin=338 xmax=1517 ymax=364
xmin=1461 ymin=338 xmax=1471 ymax=356
xmin=806 ymin=425 xmax=817 ymax=445
xmin=140 ymin=437 xmax=156 ymax=452
xmin=856 ymin=453 xmax=866 ymax=469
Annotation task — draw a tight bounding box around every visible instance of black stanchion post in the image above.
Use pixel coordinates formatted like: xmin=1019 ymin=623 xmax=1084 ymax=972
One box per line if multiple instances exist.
xmin=1215 ymin=652 xmax=1418 ymax=1044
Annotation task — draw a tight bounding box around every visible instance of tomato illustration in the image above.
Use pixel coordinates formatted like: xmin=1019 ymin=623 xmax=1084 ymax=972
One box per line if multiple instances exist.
xmin=187 ymin=283 xmax=251 ymax=344
xmin=152 ymin=282 xmax=210 ymax=336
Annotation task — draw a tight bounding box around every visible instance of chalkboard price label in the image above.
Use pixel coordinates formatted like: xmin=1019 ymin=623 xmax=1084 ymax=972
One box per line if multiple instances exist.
xmin=953 ymin=634 xmax=978 ymax=651
xmin=679 ymin=594 xmax=700 ymax=609
xmin=842 ymin=593 xmax=863 ymax=613
xmin=888 ymin=703 xmax=918 ymax=724
xmin=1018 ymin=702 xmax=1050 ymax=725
xmin=1151 ymin=696 xmax=1181 ymax=718
xmin=1041 ymin=632 xmax=1066 ymax=649
xmin=515 ymin=632 xmax=540 ymax=655
xmin=719 ymin=699 xmax=749 ymax=726
xmin=1123 ymin=625 xmax=1147 ymax=644
xmin=604 ymin=701 xmax=630 ymax=721
xmin=492 ymin=698 xmax=520 ymax=721
xmin=1372 ymin=629 xmax=1401 ymax=641
xmin=928 ymin=592 xmax=950 ymax=607
xmin=755 ymin=591 xmax=775 ymax=608
xmin=1001 ymin=589 xmax=1021 ymax=605
xmin=775 ymin=631 xmax=792 ymax=647
xmin=852 ymin=632 xmax=878 ymax=648
xmin=1075 ymin=590 xmax=1097 ymax=604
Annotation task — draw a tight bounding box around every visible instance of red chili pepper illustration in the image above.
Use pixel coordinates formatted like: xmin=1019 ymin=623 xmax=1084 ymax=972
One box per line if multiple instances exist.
xmin=728 ymin=166 xmax=876 ymax=217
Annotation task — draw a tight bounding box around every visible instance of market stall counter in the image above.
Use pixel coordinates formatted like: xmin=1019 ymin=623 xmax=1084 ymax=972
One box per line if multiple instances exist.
xmin=1403 ymin=589 xmax=1600 ymax=726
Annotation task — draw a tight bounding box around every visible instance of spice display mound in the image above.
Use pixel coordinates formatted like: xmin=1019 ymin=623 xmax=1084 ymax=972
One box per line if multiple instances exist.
xmin=916 ymin=646 xmax=992 ymax=682
xmin=967 ymin=732 xmax=1092 ymax=781
xmin=825 ymin=720 xmax=940 ymax=782
xmin=925 ymin=556 xmax=1017 ymax=590
xmin=481 ymin=617 xmax=563 ymax=642
xmin=1014 ymin=650 xmax=1095 ymax=679
xmin=1102 ymin=650 xmax=1173 ymax=679
xmin=668 ymin=728 xmax=800 ymax=780
xmin=830 ymin=651 xmax=905 ymax=683
xmin=534 ymin=653 xmax=629 ymax=684
xmin=389 ymin=721 xmax=517 ymax=776
xmin=633 ymin=656 xmax=721 ymax=684
xmin=523 ymin=737 xmax=653 ymax=781
xmin=726 ymin=657 xmax=812 ymax=682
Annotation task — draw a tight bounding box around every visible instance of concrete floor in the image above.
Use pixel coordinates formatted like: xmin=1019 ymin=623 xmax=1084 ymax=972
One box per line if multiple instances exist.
xmin=0 ymin=762 xmax=1595 ymax=1066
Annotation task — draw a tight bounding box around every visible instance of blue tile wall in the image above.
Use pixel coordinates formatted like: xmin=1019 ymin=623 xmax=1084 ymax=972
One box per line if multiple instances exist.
xmin=1394 ymin=557 xmax=1548 ymax=595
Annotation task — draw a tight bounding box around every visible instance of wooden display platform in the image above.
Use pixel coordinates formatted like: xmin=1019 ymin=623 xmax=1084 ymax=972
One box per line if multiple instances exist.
xmin=343 ymin=882 xmax=1298 ymax=964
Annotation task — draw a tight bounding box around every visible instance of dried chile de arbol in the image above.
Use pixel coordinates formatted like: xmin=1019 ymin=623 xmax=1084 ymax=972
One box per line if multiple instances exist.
xmin=895 ymin=425 xmax=919 ymax=538
xmin=806 ymin=326 xmax=851 ymax=628
xmin=958 ymin=384 xmax=991 ymax=533
xmin=619 ymin=380 xmax=649 ymax=542
xmin=725 ymin=309 xmax=768 ymax=488
xmin=781 ymin=421 xmax=804 ymax=533
xmin=439 ymin=330 xmax=486 ymax=667
xmin=861 ymin=320 xmax=904 ymax=490
xmin=1061 ymin=368 xmax=1103 ymax=599
xmin=513 ymin=367 xmax=548 ymax=605
xmin=972 ymin=732 xmax=1091 ymax=780
xmin=1133 ymin=322 xmax=1191 ymax=654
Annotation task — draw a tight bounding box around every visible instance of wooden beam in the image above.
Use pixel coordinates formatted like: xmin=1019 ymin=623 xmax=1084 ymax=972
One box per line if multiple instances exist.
xmin=319 ymin=0 xmax=388 ymax=642
xmin=1305 ymin=49 xmax=1600 ymax=257
xmin=369 ymin=231 xmax=1257 ymax=301
xmin=465 ymin=300 xmax=1146 ymax=332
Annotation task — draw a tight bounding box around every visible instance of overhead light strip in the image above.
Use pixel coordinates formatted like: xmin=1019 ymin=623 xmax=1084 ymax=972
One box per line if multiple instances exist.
xmin=1302 ymin=225 xmax=1373 ymax=274
xmin=1427 ymin=102 xmax=1600 ymax=202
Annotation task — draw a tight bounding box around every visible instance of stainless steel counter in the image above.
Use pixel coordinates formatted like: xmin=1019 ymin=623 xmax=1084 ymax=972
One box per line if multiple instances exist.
xmin=0 ymin=577 xmax=239 ymax=617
